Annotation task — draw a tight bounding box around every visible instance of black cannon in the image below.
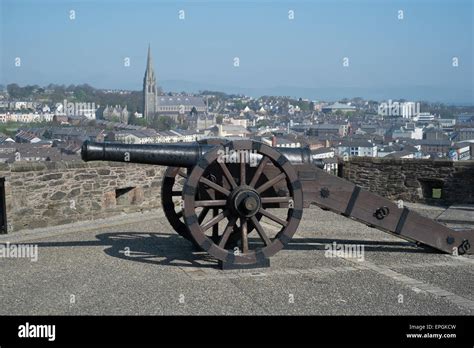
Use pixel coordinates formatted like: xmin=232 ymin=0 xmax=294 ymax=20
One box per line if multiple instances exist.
xmin=82 ymin=138 xmax=473 ymax=268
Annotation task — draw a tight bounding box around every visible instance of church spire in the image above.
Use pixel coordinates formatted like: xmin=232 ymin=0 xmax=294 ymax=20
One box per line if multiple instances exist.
xmin=146 ymin=43 xmax=153 ymax=73
xmin=144 ymin=43 xmax=156 ymax=82
xmin=143 ymin=44 xmax=157 ymax=121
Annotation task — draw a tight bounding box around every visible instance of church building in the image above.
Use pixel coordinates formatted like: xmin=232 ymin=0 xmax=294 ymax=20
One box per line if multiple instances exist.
xmin=143 ymin=45 xmax=207 ymax=122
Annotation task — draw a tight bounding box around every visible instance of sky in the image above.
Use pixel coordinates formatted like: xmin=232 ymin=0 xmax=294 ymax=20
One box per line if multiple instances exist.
xmin=0 ymin=0 xmax=473 ymax=103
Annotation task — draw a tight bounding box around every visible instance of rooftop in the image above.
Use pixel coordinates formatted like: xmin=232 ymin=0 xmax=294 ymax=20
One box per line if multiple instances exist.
xmin=338 ymin=140 xmax=376 ymax=148
xmin=157 ymin=96 xmax=206 ymax=107
xmin=322 ymin=102 xmax=357 ymax=110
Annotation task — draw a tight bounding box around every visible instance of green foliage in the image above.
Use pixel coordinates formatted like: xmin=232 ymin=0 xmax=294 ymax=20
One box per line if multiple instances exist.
xmin=256 ymin=119 xmax=270 ymax=128
xmin=0 ymin=121 xmax=54 ymax=137
xmin=128 ymin=113 xmax=147 ymax=127
xmin=128 ymin=113 xmax=137 ymax=125
xmin=150 ymin=116 xmax=176 ymax=131
xmin=6 ymin=83 xmax=144 ymax=114
xmin=216 ymin=115 xmax=224 ymax=124
xmin=180 ymin=120 xmax=189 ymax=130
xmin=7 ymin=84 xmax=38 ymax=99
xmin=345 ymin=111 xmax=356 ymax=118
xmin=296 ymin=98 xmax=310 ymax=112
xmin=233 ymin=100 xmax=246 ymax=110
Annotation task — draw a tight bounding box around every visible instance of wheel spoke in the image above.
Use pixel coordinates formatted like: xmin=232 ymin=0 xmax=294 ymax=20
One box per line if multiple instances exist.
xmin=218 ymin=217 xmax=238 ymax=248
xmin=218 ymin=161 xmax=238 ymax=189
xmin=201 ymin=210 xmax=227 ymax=231
xmin=240 ymin=152 xmax=246 ymax=185
xmin=195 ymin=200 xmax=227 ymax=207
xmin=258 ymin=208 xmax=288 ymax=226
xmin=200 ymin=177 xmax=231 ymax=196
xmin=249 ymin=156 xmax=269 ymax=187
xmin=198 ymin=207 xmax=210 ymax=224
xmin=172 ymin=190 xmax=182 ymax=196
xmin=212 ymin=209 xmax=219 ymax=240
xmin=241 ymin=218 xmax=248 ymax=253
xmin=251 ymin=216 xmax=271 ymax=246
xmin=256 ymin=173 xmax=286 ymax=194
xmin=261 ymin=197 xmax=292 ymax=204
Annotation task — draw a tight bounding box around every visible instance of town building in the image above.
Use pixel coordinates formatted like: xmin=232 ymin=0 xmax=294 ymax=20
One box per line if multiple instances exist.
xmin=102 ymin=105 xmax=129 ymax=123
xmin=456 ymin=128 xmax=474 ymax=141
xmin=448 ymin=143 xmax=471 ymax=161
xmin=391 ymin=123 xmax=423 ymax=140
xmin=336 ymin=140 xmax=378 ymax=158
xmin=207 ymin=124 xmax=250 ymax=138
xmin=414 ymin=112 xmax=436 ymax=123
xmin=307 ymin=124 xmax=348 ymax=137
xmin=322 ymin=102 xmax=356 ymax=113
xmin=418 ymin=139 xmax=452 ymax=157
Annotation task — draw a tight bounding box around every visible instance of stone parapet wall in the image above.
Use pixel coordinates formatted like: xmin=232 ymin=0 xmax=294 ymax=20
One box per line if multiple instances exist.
xmin=341 ymin=158 xmax=474 ymax=205
xmin=0 ymin=161 xmax=165 ymax=232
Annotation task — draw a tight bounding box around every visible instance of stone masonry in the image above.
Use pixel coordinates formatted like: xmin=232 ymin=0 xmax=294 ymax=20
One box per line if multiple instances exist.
xmin=0 ymin=161 xmax=165 ymax=232
xmin=342 ymin=158 xmax=474 ymax=205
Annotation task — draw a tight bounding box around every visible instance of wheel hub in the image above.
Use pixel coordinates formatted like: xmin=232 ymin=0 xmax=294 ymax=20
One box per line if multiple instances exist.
xmin=230 ymin=187 xmax=261 ymax=217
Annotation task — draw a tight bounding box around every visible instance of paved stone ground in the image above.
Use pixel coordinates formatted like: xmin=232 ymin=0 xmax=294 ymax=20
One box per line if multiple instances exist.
xmin=437 ymin=204 xmax=474 ymax=226
xmin=0 ymin=205 xmax=473 ymax=315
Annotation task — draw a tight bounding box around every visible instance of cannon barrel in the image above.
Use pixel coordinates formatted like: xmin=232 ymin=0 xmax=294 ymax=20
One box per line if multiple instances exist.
xmin=81 ymin=140 xmax=325 ymax=168
xmin=81 ymin=141 xmax=214 ymax=167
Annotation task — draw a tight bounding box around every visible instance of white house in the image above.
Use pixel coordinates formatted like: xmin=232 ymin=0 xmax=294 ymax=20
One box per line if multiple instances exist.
xmin=392 ymin=123 xmax=423 ymax=140
xmin=336 ymin=140 xmax=378 ymax=158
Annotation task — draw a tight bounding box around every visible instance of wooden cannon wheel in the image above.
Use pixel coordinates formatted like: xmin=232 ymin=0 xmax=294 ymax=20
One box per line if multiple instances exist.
xmin=161 ymin=166 xmax=195 ymax=244
xmin=161 ymin=138 xmax=229 ymax=247
xmin=161 ymin=138 xmax=263 ymax=248
xmin=183 ymin=139 xmax=304 ymax=265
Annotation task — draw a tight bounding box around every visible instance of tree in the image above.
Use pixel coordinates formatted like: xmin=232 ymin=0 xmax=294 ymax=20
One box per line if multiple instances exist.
xmin=7 ymin=84 xmax=22 ymax=98
xmin=150 ymin=116 xmax=175 ymax=131
xmin=135 ymin=118 xmax=148 ymax=126
xmin=128 ymin=113 xmax=148 ymax=126
xmin=128 ymin=113 xmax=137 ymax=125
xmin=256 ymin=119 xmax=270 ymax=128
xmin=216 ymin=115 xmax=224 ymax=124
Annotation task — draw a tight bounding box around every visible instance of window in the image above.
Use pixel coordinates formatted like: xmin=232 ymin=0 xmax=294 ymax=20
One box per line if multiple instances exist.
xmin=418 ymin=178 xmax=444 ymax=201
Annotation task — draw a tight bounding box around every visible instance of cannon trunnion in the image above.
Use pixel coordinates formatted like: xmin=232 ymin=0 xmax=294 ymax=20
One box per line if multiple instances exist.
xmin=81 ymin=139 xmax=473 ymax=268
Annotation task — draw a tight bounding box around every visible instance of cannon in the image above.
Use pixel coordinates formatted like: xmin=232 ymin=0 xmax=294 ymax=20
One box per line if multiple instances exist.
xmin=81 ymin=138 xmax=473 ymax=268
